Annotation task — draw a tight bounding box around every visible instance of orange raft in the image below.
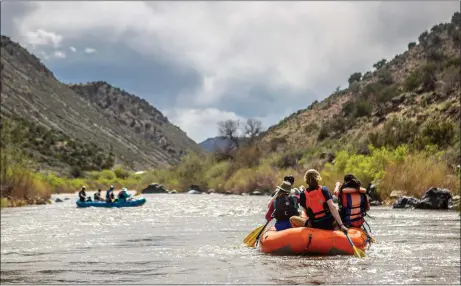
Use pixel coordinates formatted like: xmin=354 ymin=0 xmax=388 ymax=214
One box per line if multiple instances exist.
xmin=258 ymin=226 xmax=369 ymax=255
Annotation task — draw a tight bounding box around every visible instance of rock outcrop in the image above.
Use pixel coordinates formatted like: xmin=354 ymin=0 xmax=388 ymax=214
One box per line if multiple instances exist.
xmin=393 ymin=196 xmax=420 ymax=209
xmin=415 ymin=188 xmax=453 ymax=210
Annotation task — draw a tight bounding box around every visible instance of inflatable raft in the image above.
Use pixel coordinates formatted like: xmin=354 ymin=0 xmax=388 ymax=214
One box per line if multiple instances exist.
xmin=76 ymin=198 xmax=146 ymax=208
xmin=258 ymin=226 xmax=369 ymax=255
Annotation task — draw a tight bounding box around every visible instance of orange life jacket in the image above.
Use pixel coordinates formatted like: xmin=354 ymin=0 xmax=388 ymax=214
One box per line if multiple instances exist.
xmin=303 ymin=186 xmax=331 ymax=223
xmin=338 ymin=187 xmax=368 ymax=227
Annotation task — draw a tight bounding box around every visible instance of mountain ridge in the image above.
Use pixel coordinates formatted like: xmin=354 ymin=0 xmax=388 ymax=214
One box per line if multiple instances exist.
xmin=1 ymin=35 xmax=202 ymax=174
xmin=258 ymin=13 xmax=460 ymax=160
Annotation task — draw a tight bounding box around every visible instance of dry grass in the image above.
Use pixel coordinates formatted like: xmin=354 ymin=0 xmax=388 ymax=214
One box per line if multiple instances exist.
xmin=379 ymin=153 xmax=460 ymax=198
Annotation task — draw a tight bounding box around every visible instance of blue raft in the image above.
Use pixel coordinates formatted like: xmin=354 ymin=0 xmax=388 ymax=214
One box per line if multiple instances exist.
xmin=76 ymin=197 xmax=146 ymax=208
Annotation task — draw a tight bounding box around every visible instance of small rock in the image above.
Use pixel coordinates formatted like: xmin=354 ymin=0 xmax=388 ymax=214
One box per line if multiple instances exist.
xmin=390 ymin=190 xmax=404 ymax=198
xmin=415 ymin=188 xmax=452 ymax=210
xmin=370 ymin=200 xmax=382 ymax=206
xmin=168 ymin=190 xmax=177 ymax=194
xmin=55 ymin=198 xmax=63 ymax=203
xmin=449 ymin=195 xmax=460 ymax=210
xmin=187 ymin=190 xmax=201 ymax=195
xmin=224 ymin=191 xmax=232 ymax=195
xmin=393 ymin=196 xmax=420 ymax=209
xmin=251 ymin=190 xmax=263 ymax=196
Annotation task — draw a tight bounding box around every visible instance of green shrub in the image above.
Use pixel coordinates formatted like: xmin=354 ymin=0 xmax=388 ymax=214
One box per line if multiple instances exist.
xmin=377 ymin=70 xmax=394 ymax=85
xmin=373 ymin=59 xmax=387 ymax=70
xmin=348 ymin=72 xmax=362 ymax=85
xmin=417 ymin=119 xmax=455 ymax=149
xmin=353 ymin=100 xmax=372 ymax=118
xmin=376 ymin=85 xmax=399 ymax=103
xmin=317 ymin=123 xmax=331 ymax=141
xmin=408 ymin=42 xmax=416 ymax=50
xmin=368 ymin=117 xmax=419 ymax=148
xmin=114 ymin=166 xmax=130 ymax=179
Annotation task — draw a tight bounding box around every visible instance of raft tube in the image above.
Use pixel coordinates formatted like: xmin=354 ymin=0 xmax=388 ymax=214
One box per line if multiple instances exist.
xmin=258 ymin=226 xmax=368 ymax=255
xmin=76 ymin=198 xmax=146 ymax=208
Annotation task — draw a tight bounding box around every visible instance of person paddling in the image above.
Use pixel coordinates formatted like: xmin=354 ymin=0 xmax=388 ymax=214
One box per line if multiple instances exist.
xmin=265 ymin=180 xmax=299 ymax=231
xmin=290 ymin=169 xmax=348 ymax=232
xmin=94 ymin=189 xmax=103 ymax=201
xmin=106 ymin=186 xmax=115 ymax=203
xmin=78 ymin=186 xmax=87 ymax=202
xmin=117 ymin=188 xmax=131 ymax=202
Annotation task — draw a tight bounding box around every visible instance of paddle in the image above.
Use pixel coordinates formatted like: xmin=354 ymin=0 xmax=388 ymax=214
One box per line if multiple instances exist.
xmin=344 ymin=230 xmax=366 ymax=258
xmin=243 ymin=225 xmax=265 ymax=245
xmin=244 ymin=218 xmax=272 ymax=248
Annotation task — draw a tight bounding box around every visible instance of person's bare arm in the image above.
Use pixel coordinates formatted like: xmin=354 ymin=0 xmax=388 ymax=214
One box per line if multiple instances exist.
xmin=327 ymin=199 xmax=348 ymax=232
xmin=333 ymin=182 xmax=341 ymax=197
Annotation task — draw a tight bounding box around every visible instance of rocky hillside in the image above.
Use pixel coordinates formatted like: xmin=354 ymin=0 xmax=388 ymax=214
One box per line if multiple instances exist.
xmin=0 ymin=35 xmax=202 ymax=173
xmin=259 ymin=12 xmax=460 ymax=161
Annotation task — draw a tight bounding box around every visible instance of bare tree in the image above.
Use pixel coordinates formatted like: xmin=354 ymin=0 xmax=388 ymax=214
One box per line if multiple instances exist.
xmin=243 ymin=118 xmax=262 ymax=144
xmin=218 ymin=119 xmax=240 ymax=149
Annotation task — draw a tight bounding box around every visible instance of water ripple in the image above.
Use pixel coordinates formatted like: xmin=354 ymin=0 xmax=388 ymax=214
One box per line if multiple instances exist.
xmin=1 ymin=195 xmax=460 ymax=284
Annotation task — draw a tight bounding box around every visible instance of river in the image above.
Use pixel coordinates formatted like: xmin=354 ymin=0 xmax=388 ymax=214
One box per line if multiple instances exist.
xmin=1 ymin=194 xmax=460 ymax=284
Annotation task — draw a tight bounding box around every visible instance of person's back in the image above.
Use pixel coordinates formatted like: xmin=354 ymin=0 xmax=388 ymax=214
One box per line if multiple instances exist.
xmin=94 ymin=189 xmax=102 ymax=201
xmin=301 ymin=185 xmax=335 ymax=230
xmin=290 ymin=169 xmax=348 ymax=232
xmin=271 ymin=181 xmax=299 ymax=231
xmin=117 ymin=188 xmax=130 ymax=202
xmin=106 ymin=186 xmax=114 ymax=203
xmin=334 ymin=174 xmax=370 ymax=228
xmin=78 ymin=186 xmax=87 ymax=202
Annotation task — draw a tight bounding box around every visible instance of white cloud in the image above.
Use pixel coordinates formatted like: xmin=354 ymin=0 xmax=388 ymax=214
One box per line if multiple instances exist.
xmin=69 ymin=46 xmax=76 ymax=52
xmin=53 ymin=50 xmax=66 ymax=59
xmin=84 ymin=47 xmax=96 ymax=54
xmin=164 ymin=108 xmax=245 ymax=142
xmin=8 ymin=2 xmax=459 ymax=139
xmin=40 ymin=51 xmax=50 ymax=60
xmin=11 ymin=2 xmax=457 ymax=105
xmin=23 ymin=28 xmax=62 ymax=48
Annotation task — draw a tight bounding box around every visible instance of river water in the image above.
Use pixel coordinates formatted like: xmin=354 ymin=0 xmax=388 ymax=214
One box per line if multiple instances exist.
xmin=1 ymin=193 xmax=460 ymax=284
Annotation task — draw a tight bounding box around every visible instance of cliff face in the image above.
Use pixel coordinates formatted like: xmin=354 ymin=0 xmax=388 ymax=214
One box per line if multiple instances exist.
xmin=259 ymin=13 xmax=460 ymax=155
xmin=1 ymin=35 xmax=202 ymax=172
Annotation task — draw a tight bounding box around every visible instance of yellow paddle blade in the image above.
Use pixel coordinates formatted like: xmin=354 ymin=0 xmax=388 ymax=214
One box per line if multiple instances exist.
xmin=353 ymin=246 xmax=367 ymax=258
xmin=243 ymin=225 xmax=264 ymax=247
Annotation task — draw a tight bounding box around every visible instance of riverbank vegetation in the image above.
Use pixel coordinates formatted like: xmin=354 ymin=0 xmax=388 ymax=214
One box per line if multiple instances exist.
xmin=2 ymin=117 xmax=459 ymax=208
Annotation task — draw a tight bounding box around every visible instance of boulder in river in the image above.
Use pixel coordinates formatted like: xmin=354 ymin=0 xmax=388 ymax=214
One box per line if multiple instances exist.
xmin=55 ymin=198 xmax=63 ymax=203
xmin=366 ymin=183 xmax=381 ymax=202
xmin=187 ymin=190 xmax=201 ymax=195
xmin=168 ymin=190 xmax=177 ymax=194
xmin=224 ymin=191 xmax=233 ymax=195
xmin=141 ymin=183 xmax=168 ymax=194
xmin=393 ymin=196 xmax=420 ymax=209
xmin=415 ymin=188 xmax=452 ymax=210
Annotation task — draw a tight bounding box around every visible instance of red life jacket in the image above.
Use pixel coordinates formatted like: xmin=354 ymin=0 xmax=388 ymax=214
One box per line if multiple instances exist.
xmin=303 ymin=186 xmax=331 ymax=223
xmin=338 ymin=187 xmax=369 ymax=227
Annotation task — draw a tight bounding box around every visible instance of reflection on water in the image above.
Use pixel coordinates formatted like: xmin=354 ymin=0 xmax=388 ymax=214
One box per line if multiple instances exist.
xmin=1 ymin=194 xmax=460 ymax=284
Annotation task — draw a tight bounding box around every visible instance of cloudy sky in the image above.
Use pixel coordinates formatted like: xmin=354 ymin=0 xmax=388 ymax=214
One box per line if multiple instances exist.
xmin=1 ymin=1 xmax=458 ymax=143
